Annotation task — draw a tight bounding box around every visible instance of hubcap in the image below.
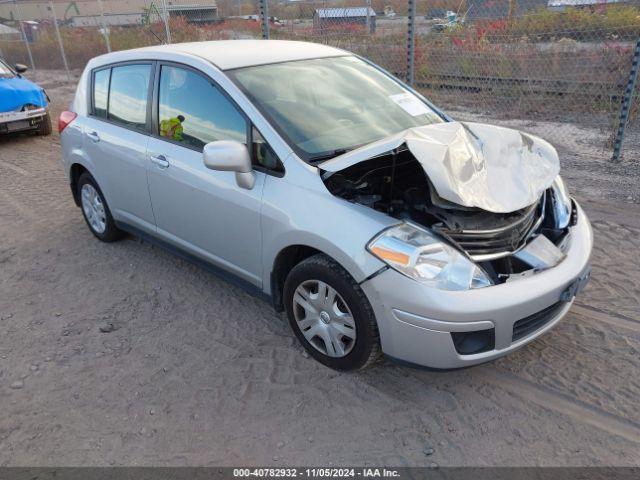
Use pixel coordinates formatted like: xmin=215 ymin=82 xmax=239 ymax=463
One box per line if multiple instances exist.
xmin=292 ymin=280 xmax=356 ymax=358
xmin=81 ymin=183 xmax=107 ymax=234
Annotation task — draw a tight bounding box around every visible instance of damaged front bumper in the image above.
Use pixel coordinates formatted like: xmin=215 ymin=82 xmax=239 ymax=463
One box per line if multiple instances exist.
xmin=0 ymin=107 xmax=48 ymax=134
xmin=360 ymin=202 xmax=593 ymax=369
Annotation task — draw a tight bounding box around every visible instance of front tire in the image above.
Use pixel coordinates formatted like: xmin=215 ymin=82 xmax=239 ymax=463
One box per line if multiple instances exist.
xmin=36 ymin=113 xmax=52 ymax=136
xmin=77 ymin=173 xmax=124 ymax=242
xmin=283 ymin=254 xmax=381 ymax=371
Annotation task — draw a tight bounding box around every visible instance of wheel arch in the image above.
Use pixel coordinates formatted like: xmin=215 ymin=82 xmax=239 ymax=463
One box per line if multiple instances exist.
xmin=270 ymin=245 xmax=327 ymax=312
xmin=265 ymin=226 xmax=388 ymax=312
xmin=268 ymin=236 xmax=385 ymax=312
xmin=69 ymin=162 xmax=90 ymax=206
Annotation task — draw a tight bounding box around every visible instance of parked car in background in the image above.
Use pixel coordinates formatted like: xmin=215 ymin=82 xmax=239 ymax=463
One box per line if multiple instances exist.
xmin=0 ymin=59 xmax=51 ymax=136
xmin=59 ymin=40 xmax=592 ymax=371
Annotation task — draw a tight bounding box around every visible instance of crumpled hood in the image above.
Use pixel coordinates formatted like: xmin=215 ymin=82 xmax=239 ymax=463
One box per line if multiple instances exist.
xmin=320 ymin=121 xmax=560 ymax=213
xmin=0 ymin=76 xmax=47 ymax=113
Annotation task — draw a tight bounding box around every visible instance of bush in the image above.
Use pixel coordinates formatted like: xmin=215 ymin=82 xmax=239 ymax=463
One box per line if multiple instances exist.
xmin=479 ymin=5 xmax=640 ymax=41
xmin=413 ymin=6 xmax=638 ymax=118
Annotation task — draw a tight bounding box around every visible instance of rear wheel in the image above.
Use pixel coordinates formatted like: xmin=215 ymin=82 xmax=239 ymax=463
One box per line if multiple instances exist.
xmin=283 ymin=254 xmax=381 ymax=371
xmin=36 ymin=113 xmax=51 ymax=136
xmin=77 ymin=173 xmax=124 ymax=242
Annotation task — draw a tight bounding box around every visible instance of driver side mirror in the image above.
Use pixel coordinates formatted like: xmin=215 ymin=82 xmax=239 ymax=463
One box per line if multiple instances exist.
xmin=14 ymin=63 xmax=28 ymax=74
xmin=203 ymin=140 xmax=255 ymax=190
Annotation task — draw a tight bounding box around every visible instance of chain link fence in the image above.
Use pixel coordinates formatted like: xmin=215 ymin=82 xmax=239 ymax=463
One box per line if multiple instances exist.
xmin=411 ymin=0 xmax=640 ymax=162
xmin=0 ymin=0 xmax=638 ymax=160
xmin=266 ymin=0 xmax=408 ymax=80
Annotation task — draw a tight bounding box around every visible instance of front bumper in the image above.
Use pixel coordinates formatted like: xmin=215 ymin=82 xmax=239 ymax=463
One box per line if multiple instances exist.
xmin=0 ymin=107 xmax=48 ymax=133
xmin=360 ymin=202 xmax=593 ymax=369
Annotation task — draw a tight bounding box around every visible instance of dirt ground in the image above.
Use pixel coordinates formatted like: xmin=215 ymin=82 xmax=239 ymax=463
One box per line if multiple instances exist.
xmin=0 ymin=71 xmax=639 ymax=467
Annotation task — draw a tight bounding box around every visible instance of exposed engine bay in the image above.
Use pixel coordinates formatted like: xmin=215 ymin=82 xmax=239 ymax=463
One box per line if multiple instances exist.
xmin=322 ymin=147 xmax=573 ymax=285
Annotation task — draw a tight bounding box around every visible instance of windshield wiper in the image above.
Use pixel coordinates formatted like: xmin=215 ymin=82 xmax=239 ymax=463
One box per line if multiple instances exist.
xmin=308 ymin=149 xmax=348 ymax=164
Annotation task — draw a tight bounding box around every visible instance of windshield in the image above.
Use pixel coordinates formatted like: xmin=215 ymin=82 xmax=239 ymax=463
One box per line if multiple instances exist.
xmin=0 ymin=60 xmax=15 ymax=78
xmin=229 ymin=56 xmax=443 ymax=161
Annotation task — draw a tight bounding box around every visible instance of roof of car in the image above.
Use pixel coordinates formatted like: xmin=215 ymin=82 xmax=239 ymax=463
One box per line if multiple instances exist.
xmin=130 ymin=40 xmax=348 ymax=70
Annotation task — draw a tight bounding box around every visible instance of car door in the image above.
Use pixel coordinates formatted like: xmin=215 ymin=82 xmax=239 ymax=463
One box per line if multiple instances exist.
xmin=146 ymin=63 xmax=266 ymax=286
xmin=82 ymin=63 xmax=156 ymax=231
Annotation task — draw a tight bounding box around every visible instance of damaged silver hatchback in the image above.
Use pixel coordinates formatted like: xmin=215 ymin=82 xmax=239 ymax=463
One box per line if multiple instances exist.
xmin=61 ymin=40 xmax=593 ymax=370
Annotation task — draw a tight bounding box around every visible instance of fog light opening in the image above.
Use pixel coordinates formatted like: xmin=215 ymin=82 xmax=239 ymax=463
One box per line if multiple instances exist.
xmin=451 ymin=329 xmax=495 ymax=355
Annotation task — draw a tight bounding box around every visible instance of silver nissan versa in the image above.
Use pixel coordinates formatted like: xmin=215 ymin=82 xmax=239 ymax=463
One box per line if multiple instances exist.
xmin=60 ymin=40 xmax=593 ymax=370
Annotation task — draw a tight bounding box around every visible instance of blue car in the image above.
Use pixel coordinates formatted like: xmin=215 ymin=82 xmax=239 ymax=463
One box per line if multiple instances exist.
xmin=0 ymin=58 xmax=51 ymax=136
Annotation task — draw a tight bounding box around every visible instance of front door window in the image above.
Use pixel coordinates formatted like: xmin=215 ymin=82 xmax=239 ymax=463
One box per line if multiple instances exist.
xmin=158 ymin=65 xmax=247 ymax=150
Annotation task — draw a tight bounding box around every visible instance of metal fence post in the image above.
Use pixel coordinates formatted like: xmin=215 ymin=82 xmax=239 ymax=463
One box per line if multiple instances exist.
xmin=260 ymin=0 xmax=270 ymax=40
xmin=14 ymin=0 xmax=35 ymax=72
xmin=612 ymin=38 xmax=640 ymax=163
xmin=406 ymin=0 xmax=416 ymax=85
xmin=97 ymin=0 xmax=111 ymax=52
xmin=48 ymin=0 xmax=71 ymax=80
xmin=160 ymin=0 xmax=172 ymax=44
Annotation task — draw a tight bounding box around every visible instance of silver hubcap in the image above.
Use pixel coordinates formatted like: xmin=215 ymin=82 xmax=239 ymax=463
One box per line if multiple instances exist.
xmin=81 ymin=183 xmax=106 ymax=234
xmin=293 ymin=280 xmax=356 ymax=358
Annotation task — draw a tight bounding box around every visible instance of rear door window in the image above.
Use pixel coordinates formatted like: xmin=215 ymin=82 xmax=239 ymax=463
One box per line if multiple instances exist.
xmin=157 ymin=65 xmax=247 ymax=151
xmin=107 ymin=64 xmax=151 ymax=130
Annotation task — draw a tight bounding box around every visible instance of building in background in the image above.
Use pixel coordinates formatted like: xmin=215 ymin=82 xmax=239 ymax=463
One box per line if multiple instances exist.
xmin=465 ymin=0 xmax=638 ymax=20
xmin=166 ymin=4 xmax=218 ymax=23
xmin=69 ymin=12 xmax=144 ymax=27
xmin=313 ymin=7 xmax=376 ymax=34
xmin=465 ymin=0 xmax=548 ymax=21
xmin=0 ymin=0 xmax=217 ymax=25
xmin=0 ymin=22 xmax=21 ymax=38
xmin=547 ymin=0 xmax=634 ymax=10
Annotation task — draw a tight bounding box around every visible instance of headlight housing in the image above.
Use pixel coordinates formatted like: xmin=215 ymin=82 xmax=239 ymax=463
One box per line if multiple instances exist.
xmin=550 ymin=175 xmax=571 ymax=230
xmin=367 ymin=223 xmax=492 ymax=291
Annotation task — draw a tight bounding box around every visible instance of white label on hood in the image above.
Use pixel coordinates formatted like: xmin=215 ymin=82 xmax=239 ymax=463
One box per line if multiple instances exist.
xmin=389 ymin=93 xmax=432 ymax=117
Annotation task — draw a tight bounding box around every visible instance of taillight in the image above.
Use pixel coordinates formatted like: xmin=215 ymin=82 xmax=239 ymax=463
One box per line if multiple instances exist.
xmin=58 ymin=111 xmax=77 ymax=134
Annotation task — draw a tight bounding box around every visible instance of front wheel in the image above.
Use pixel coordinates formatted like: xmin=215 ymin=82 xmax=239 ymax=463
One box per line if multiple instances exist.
xmin=36 ymin=113 xmax=52 ymax=136
xmin=283 ymin=254 xmax=381 ymax=371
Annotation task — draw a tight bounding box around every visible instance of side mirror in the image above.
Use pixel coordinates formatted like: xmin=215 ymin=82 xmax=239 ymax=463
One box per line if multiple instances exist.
xmin=203 ymin=140 xmax=255 ymax=190
xmin=14 ymin=63 xmax=28 ymax=74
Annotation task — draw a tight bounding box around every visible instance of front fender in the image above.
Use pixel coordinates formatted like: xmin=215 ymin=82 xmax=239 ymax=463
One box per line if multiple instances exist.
xmin=260 ymin=173 xmax=395 ymax=294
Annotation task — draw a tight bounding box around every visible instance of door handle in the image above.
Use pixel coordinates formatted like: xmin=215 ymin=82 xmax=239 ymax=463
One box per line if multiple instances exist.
xmin=150 ymin=154 xmax=170 ymax=169
xmin=87 ymin=131 xmax=100 ymax=143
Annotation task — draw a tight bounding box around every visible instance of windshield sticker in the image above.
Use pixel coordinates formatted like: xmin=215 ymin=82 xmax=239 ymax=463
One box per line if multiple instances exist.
xmin=389 ymin=93 xmax=431 ymax=117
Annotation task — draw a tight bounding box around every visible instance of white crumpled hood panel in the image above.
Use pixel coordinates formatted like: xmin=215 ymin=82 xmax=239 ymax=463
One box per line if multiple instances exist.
xmin=320 ymin=121 xmax=560 ymax=213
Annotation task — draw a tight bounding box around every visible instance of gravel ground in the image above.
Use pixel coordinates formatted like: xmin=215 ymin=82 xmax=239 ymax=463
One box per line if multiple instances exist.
xmin=0 ymin=72 xmax=639 ymax=467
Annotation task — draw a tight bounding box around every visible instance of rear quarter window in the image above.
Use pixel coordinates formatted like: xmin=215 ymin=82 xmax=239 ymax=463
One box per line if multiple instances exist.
xmin=92 ymin=69 xmax=110 ymax=118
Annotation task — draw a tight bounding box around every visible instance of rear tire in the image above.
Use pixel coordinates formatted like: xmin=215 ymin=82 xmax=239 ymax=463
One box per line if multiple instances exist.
xmin=36 ymin=113 xmax=52 ymax=136
xmin=283 ymin=254 xmax=381 ymax=371
xmin=77 ymin=173 xmax=124 ymax=242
